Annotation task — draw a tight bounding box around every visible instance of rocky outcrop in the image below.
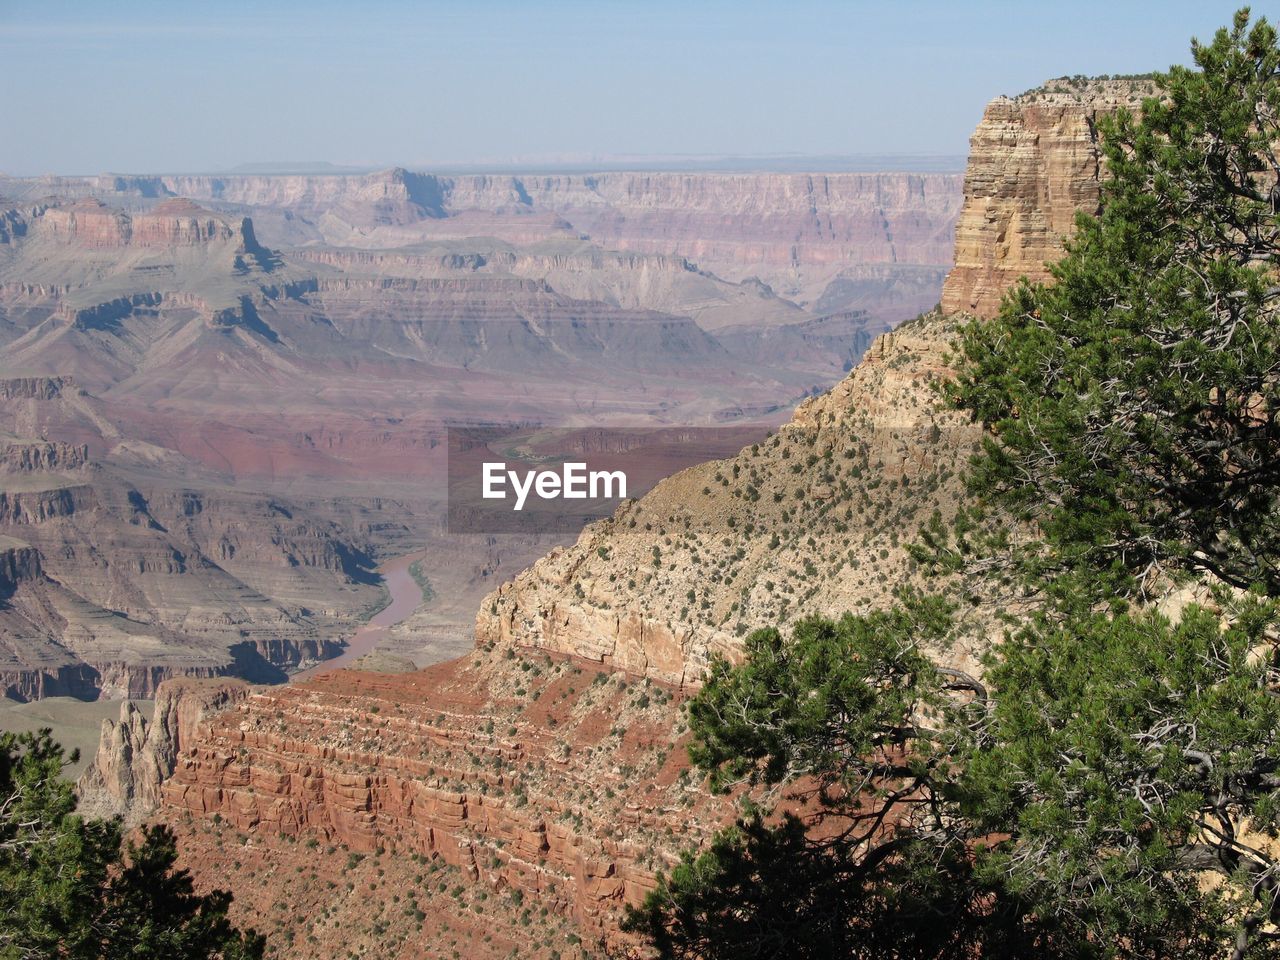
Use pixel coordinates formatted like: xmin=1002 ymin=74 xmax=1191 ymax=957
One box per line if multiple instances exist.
xmin=0 ymin=440 xmax=90 ymax=474
xmin=0 ymin=484 xmax=93 ymax=523
xmin=0 ymin=376 xmax=69 ymax=401
xmin=0 ymin=537 xmax=41 ymax=598
xmin=36 ymin=198 xmax=258 ymax=252
xmin=92 ymin=663 xmax=235 ymax=701
xmin=160 ymin=655 xmax=729 ymax=955
xmin=0 ymin=665 xmax=103 ymax=702
xmin=940 ymin=77 xmax=1156 ymax=318
xmin=78 ymin=677 xmax=249 ymax=822
xmin=476 ymin=311 xmax=981 ymax=685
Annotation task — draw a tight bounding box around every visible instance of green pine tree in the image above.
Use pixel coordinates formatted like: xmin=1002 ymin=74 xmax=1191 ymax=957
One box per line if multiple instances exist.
xmin=0 ymin=729 xmax=265 ymax=959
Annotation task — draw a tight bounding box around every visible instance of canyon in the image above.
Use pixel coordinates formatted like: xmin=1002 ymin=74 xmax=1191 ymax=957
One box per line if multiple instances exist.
xmin=0 ymin=51 xmax=1156 ymax=952
xmin=61 ymin=75 xmax=1149 ymax=959
xmin=0 ymin=154 xmax=965 ymax=703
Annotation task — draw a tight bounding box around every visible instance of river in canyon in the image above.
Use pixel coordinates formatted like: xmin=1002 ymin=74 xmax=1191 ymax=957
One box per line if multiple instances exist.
xmin=292 ymin=552 xmax=425 ymax=682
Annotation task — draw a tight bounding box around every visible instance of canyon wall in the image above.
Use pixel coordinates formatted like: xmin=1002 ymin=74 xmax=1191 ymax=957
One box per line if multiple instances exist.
xmin=35 ymin=198 xmax=257 ymax=250
xmin=0 ymin=377 xmax=384 ymax=701
xmin=160 ymin=656 xmax=728 ymax=957
xmin=152 ymin=310 xmax=982 ymax=959
xmin=940 ymin=77 xmax=1155 ymax=318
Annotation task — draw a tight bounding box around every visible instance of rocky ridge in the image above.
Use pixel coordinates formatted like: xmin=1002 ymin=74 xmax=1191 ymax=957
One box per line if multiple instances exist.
xmin=1 ymin=169 xmax=963 ymax=314
xmin=477 ymin=311 xmax=981 ymax=685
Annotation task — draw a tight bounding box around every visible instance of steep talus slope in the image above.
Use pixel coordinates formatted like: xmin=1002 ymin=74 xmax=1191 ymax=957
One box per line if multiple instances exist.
xmin=477 ymin=312 xmax=981 ymax=685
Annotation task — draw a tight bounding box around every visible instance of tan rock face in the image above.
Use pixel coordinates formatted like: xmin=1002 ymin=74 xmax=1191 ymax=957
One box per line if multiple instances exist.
xmin=476 ymin=312 xmax=983 ymax=687
xmin=940 ymin=77 xmax=1155 ymax=318
xmin=77 ymin=677 xmax=249 ymax=823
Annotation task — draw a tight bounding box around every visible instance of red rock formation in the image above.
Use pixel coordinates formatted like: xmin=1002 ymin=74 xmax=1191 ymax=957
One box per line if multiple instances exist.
xmin=36 ymin=198 xmax=256 ymax=251
xmin=160 ymin=653 xmax=729 ymax=956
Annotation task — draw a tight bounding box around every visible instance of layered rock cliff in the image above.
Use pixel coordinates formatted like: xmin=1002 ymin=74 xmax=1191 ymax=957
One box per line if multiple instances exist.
xmin=36 ymin=197 xmax=264 ymax=252
xmin=161 ymin=656 xmax=727 ymax=957
xmin=940 ymin=76 xmax=1156 ymax=318
xmin=1 ymin=168 xmax=963 ymax=313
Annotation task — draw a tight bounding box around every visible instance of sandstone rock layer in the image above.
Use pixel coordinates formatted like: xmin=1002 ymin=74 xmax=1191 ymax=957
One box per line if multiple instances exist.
xmin=940 ymin=77 xmax=1155 ymax=318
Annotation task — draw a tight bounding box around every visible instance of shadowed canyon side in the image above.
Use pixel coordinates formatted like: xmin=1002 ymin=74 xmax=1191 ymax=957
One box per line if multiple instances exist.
xmin=145 ymin=78 xmax=1148 ymax=958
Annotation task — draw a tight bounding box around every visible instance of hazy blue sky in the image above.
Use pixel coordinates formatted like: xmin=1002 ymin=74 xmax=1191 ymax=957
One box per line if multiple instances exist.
xmin=0 ymin=0 xmax=1266 ymax=174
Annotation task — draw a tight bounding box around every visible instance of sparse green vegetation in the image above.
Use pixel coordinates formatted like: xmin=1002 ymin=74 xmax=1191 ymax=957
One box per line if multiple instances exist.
xmin=406 ymin=559 xmax=436 ymax=607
